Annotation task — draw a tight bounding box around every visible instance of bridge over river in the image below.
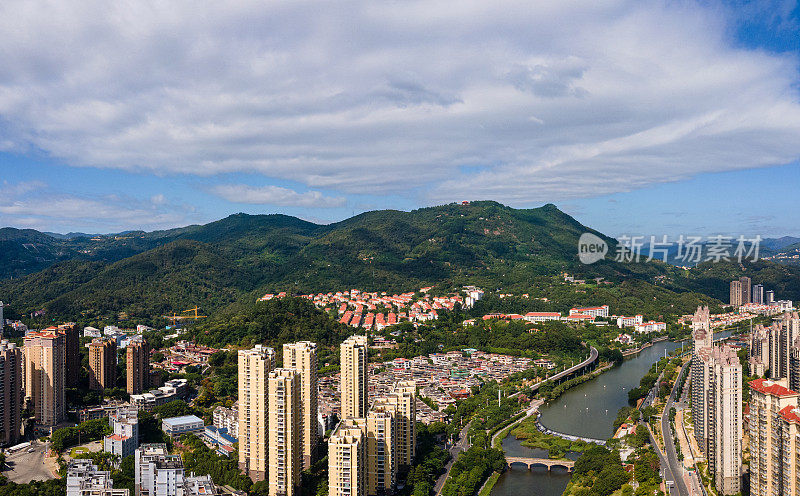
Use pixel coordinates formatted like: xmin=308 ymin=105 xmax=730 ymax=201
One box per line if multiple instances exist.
xmin=506 ymin=457 xmax=575 ymax=472
xmin=530 ymin=346 xmax=599 ymax=392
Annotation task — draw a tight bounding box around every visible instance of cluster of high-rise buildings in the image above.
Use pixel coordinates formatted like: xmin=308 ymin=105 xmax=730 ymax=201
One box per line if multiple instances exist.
xmin=748 ymin=312 xmax=800 ymax=380
xmin=0 ymin=323 xmax=152 ymax=442
xmin=328 ymin=335 xmax=416 ymax=496
xmin=730 ymin=276 xmax=776 ymax=307
xmin=690 ymin=306 xmax=743 ymax=495
xmin=237 ymin=341 xmax=320 ymax=495
xmin=236 ymin=335 xmax=416 ymax=496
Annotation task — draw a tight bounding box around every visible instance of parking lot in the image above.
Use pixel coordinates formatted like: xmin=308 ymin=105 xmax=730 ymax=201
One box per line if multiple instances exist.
xmin=4 ymin=441 xmax=57 ymax=483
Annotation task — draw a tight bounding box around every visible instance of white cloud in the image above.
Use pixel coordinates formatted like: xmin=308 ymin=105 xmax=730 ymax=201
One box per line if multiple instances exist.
xmin=0 ymin=0 xmax=798 ymax=205
xmin=211 ymin=184 xmax=346 ymax=208
xmin=0 ymin=182 xmax=194 ymax=232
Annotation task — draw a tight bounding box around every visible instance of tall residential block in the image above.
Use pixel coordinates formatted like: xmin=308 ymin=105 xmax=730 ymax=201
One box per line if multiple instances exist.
xmin=127 ymin=339 xmax=149 ymax=394
xmin=238 ymin=345 xmax=275 ymax=482
xmin=328 ymin=419 xmax=366 ymax=496
xmin=55 ymin=324 xmax=80 ymax=388
xmin=268 ymin=369 xmax=301 ymax=496
xmin=384 ymin=381 xmax=416 ymax=468
xmin=708 ymin=346 xmax=742 ymax=495
xmin=88 ymin=338 xmax=117 ymax=391
xmin=753 ymin=284 xmax=765 ymax=304
xmin=283 ymin=341 xmax=319 ymax=469
xmin=748 ymin=379 xmax=800 ymax=496
xmin=0 ymin=340 xmax=22 ymax=445
xmin=366 ymin=407 xmax=396 ymax=496
xmin=690 ymin=306 xmax=713 ymax=452
xmin=730 ymin=280 xmax=743 ymax=307
xmin=740 ymin=276 xmax=752 ymax=305
xmin=341 ymin=335 xmax=368 ymax=419
xmin=24 ymin=330 xmax=66 ymax=426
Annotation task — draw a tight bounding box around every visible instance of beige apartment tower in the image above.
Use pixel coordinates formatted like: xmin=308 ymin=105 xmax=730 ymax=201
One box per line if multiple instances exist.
xmin=238 ymin=345 xmax=275 ymax=481
xmin=329 ymin=419 xmax=366 ymax=496
xmin=748 ymin=378 xmax=800 ymax=496
xmin=88 ymin=338 xmax=117 ymax=391
xmin=341 ymin=335 xmax=368 ymax=419
xmin=709 ymin=346 xmax=742 ymax=495
xmin=268 ymin=368 xmax=301 ymax=496
xmin=283 ymin=341 xmax=319 ymax=469
xmin=126 ymin=339 xmax=149 ymax=394
xmin=23 ymin=330 xmax=66 ymax=426
xmin=366 ymin=406 xmax=396 ymax=495
xmin=0 ymin=341 xmax=23 ymax=445
xmin=377 ymin=381 xmax=416 ymax=469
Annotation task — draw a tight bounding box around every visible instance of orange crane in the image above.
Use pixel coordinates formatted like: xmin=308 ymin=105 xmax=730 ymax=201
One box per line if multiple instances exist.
xmin=163 ymin=306 xmax=208 ymax=325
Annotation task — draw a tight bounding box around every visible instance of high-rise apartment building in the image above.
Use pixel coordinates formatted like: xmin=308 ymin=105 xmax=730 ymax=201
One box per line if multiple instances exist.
xmin=730 ymin=280 xmax=743 ymax=307
xmin=127 ymin=339 xmax=150 ymax=395
xmin=366 ymin=407 xmax=396 ymax=496
xmin=268 ymin=368 xmax=301 ymax=496
xmin=341 ymin=335 xmax=368 ymax=419
xmin=57 ymin=323 xmax=80 ymax=387
xmin=767 ymin=290 xmax=776 ymax=304
xmin=283 ymin=341 xmax=319 ymax=469
xmin=740 ymin=276 xmax=752 ymax=305
xmin=24 ymin=330 xmax=66 ymax=426
xmin=382 ymin=381 xmax=416 ymax=468
xmin=748 ymin=379 xmax=800 ymax=496
xmin=328 ymin=419 xmax=366 ymax=496
xmin=753 ymin=284 xmax=765 ymax=304
xmin=238 ymin=345 xmax=275 ymax=481
xmin=708 ymin=346 xmax=742 ymax=495
xmin=691 ymin=306 xmax=713 ymax=452
xmin=89 ymin=338 xmax=117 ymax=391
xmin=0 ymin=340 xmax=22 ymax=445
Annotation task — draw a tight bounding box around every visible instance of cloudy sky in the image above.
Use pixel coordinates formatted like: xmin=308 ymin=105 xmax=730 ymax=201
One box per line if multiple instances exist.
xmin=1 ymin=0 xmax=799 ymax=237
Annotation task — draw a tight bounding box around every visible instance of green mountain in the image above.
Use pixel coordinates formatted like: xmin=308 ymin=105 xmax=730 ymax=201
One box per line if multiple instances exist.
xmin=0 ymin=201 xmax=798 ymax=323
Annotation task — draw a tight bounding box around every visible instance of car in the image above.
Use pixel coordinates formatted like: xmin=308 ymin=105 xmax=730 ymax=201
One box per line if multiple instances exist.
xmin=26 ymin=448 xmax=35 ymax=453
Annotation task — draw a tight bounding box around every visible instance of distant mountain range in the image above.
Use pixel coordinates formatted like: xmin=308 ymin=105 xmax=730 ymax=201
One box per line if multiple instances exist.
xmin=0 ymin=201 xmax=798 ymax=322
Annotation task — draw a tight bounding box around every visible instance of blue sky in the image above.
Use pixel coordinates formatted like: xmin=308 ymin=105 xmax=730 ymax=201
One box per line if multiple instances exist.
xmin=0 ymin=0 xmax=798 ymax=238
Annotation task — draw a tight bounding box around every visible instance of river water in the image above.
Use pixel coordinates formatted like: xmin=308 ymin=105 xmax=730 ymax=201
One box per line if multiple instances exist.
xmin=491 ymin=339 xmax=685 ymax=496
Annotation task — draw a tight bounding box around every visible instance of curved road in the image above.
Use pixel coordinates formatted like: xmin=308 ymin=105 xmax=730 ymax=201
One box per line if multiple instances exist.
xmin=531 ymin=346 xmax=599 ymax=392
xmin=660 ymin=362 xmax=690 ymax=496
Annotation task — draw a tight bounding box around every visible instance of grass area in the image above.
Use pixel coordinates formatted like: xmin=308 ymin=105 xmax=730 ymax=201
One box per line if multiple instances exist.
xmin=493 ymin=421 xmax=519 ymax=448
xmin=509 ymin=417 xmax=590 ymax=458
xmin=478 ymin=472 xmax=501 ymax=496
xmin=69 ymin=446 xmax=89 ymax=458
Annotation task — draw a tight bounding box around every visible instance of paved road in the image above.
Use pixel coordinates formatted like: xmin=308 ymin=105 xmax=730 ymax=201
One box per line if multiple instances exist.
xmin=530 ymin=347 xmax=598 ymax=392
xmin=4 ymin=441 xmax=56 ymax=483
xmin=661 ymin=363 xmax=690 ymax=496
xmin=434 ymin=420 xmax=472 ymax=495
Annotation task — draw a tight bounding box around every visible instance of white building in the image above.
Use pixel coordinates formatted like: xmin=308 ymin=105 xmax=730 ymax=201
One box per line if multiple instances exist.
xmin=67 ymin=459 xmax=129 ymax=496
xmin=569 ymin=305 xmax=609 ymax=318
xmin=104 ymin=407 xmax=139 ymax=459
xmin=84 ymin=326 xmax=102 ymax=338
xmin=212 ymin=404 xmax=238 ymax=438
xmin=616 ymin=315 xmax=643 ymax=328
xmin=633 ymin=321 xmax=667 ymax=333
xmin=161 ymin=415 xmax=204 ymax=438
xmin=523 ymin=312 xmax=561 ymax=323
xmin=135 ymin=444 xmax=218 ymax=496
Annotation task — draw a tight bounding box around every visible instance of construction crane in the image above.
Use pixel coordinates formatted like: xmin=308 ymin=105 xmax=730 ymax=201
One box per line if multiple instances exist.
xmin=162 ymin=306 xmax=208 ymax=325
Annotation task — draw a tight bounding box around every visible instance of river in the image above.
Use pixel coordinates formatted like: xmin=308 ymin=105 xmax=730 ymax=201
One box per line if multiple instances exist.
xmin=491 ymin=339 xmax=686 ymax=496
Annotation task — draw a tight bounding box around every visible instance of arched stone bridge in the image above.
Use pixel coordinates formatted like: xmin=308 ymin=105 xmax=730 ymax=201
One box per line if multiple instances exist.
xmin=505 ymin=457 xmax=575 ymax=472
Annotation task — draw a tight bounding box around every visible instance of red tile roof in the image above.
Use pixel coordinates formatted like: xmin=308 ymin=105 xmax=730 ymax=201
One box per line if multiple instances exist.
xmin=780 ymin=405 xmax=800 ymax=424
xmin=749 ymin=378 xmax=799 ymax=397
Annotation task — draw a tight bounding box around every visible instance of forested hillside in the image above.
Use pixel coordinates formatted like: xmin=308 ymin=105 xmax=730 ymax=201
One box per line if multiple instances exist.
xmin=1 ymin=201 xmax=798 ymax=325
